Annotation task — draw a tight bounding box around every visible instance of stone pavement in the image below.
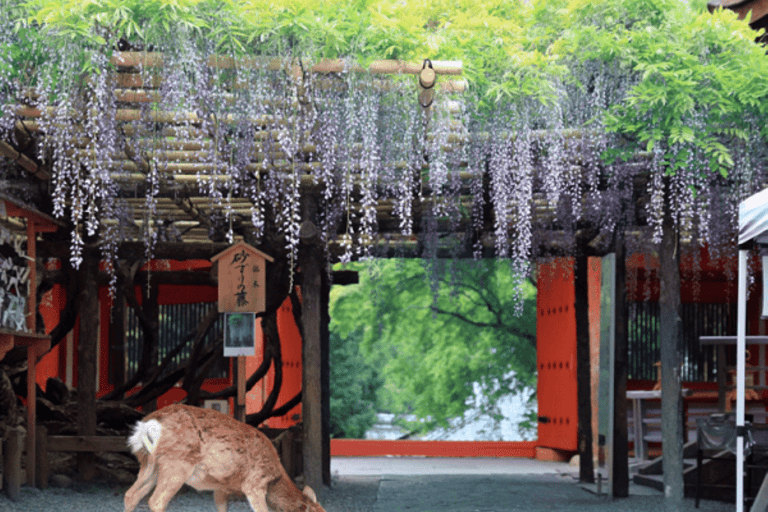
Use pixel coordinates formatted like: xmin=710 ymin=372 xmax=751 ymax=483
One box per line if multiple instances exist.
xmin=328 ymin=457 xmax=735 ymax=512
xmin=0 ymin=457 xmax=737 ymax=511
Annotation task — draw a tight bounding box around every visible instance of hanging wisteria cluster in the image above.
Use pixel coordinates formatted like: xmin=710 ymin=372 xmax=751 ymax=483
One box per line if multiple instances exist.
xmin=1 ymin=5 xmax=767 ymax=303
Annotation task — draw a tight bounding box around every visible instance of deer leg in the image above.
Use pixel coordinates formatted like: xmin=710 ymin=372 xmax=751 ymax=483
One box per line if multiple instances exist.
xmin=147 ymin=462 xmax=194 ymax=512
xmin=213 ymin=489 xmax=231 ymax=512
xmin=244 ymin=491 xmax=269 ymax=512
xmin=124 ymin=460 xmax=158 ymax=512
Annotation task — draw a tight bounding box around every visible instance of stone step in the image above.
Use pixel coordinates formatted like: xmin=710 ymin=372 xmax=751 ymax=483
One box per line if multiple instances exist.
xmin=633 ymin=472 xmax=664 ymax=492
xmin=638 ymin=441 xmax=699 ymax=475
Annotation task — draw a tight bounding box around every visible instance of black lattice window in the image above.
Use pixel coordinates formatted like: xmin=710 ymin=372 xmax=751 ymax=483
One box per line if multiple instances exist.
xmin=126 ymin=302 xmax=228 ymax=380
xmin=628 ymin=302 xmax=736 ymax=382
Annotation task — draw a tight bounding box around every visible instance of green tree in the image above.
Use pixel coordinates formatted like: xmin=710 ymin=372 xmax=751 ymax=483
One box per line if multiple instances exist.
xmin=331 ymin=259 xmax=537 ymax=434
xmin=329 ymin=328 xmax=381 ymax=438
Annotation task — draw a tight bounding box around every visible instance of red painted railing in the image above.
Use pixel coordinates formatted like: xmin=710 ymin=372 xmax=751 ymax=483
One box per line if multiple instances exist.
xmin=330 ymin=439 xmax=538 ymax=458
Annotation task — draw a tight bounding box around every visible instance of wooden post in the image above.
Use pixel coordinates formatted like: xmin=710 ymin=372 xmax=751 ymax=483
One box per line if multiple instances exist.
xmin=3 ymin=427 xmax=22 ymax=501
xmin=109 ymin=293 xmax=126 ymax=387
xmin=281 ymin=429 xmax=295 ymax=479
xmin=77 ymin=253 xmax=99 ymax=482
xmin=143 ymin=282 xmax=160 ymax=413
xmin=25 ymin=339 xmax=36 ymax=487
xmin=26 ymin=220 xmax=36 ymax=332
xmin=235 ymin=356 xmax=246 ymax=422
xmin=25 ymin=220 xmax=37 ymax=488
xmin=35 ymin=425 xmax=49 ymax=489
xmin=321 ymin=270 xmax=331 ymax=486
xmin=717 ymin=345 xmax=727 ymax=412
xmin=613 ymin=236 xmax=629 ymax=497
xmin=300 ymin=217 xmax=323 ymax=492
xmin=575 ymin=250 xmax=594 ymax=483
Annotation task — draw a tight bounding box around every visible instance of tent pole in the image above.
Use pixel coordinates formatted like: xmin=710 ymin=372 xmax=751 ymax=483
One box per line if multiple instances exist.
xmin=737 ymin=248 xmax=747 ymax=512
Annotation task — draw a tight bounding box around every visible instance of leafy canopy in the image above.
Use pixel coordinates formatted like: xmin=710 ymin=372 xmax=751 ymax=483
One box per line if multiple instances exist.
xmin=12 ymin=0 xmax=768 ymax=179
xmin=330 ymin=259 xmax=537 ymax=434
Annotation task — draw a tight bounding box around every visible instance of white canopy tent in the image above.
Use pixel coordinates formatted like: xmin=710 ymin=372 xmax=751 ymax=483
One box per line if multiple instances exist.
xmin=737 ymin=187 xmax=768 ymax=512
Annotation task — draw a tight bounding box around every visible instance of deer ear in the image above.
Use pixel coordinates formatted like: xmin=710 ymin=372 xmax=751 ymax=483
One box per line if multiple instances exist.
xmin=302 ymin=486 xmax=317 ymax=503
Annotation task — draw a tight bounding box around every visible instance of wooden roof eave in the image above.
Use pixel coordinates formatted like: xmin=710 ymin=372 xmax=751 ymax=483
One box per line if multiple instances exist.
xmin=0 ymin=194 xmax=63 ymax=232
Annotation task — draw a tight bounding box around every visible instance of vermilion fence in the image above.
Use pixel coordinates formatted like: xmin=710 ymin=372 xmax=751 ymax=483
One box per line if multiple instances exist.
xmin=330 ymin=439 xmax=538 ymax=458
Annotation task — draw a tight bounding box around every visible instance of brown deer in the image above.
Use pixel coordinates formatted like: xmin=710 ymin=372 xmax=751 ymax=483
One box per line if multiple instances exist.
xmin=124 ymin=403 xmax=325 ymax=512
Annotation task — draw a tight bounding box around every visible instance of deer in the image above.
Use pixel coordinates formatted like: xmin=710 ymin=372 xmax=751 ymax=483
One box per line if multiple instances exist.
xmin=124 ymin=403 xmax=326 ymax=512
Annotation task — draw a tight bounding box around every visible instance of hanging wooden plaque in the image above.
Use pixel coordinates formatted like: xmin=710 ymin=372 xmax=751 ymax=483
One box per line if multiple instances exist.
xmin=211 ymin=241 xmax=274 ymax=313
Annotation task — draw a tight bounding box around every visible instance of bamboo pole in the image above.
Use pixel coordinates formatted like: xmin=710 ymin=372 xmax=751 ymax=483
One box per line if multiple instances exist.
xmin=110 ymin=51 xmax=463 ymax=76
xmin=0 ymin=140 xmax=48 ymax=179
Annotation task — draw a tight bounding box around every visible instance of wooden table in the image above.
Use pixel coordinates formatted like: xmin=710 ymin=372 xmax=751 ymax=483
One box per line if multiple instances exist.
xmin=627 ymin=389 xmax=692 ymax=460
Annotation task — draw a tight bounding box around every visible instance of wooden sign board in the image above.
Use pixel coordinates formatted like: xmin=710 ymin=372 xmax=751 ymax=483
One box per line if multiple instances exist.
xmin=211 ymin=241 xmax=274 ymax=313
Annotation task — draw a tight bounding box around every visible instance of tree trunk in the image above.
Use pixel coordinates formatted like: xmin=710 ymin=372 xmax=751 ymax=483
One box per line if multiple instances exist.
xmin=575 ymin=250 xmax=595 ymax=483
xmin=660 ymin=178 xmax=684 ymax=509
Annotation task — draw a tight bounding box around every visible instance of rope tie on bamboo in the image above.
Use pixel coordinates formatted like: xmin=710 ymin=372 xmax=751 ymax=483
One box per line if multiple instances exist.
xmin=419 ymin=59 xmax=436 ymax=108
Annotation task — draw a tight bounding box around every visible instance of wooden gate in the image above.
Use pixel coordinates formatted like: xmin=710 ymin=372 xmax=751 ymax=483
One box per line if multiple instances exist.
xmin=536 ymin=259 xmax=578 ymax=451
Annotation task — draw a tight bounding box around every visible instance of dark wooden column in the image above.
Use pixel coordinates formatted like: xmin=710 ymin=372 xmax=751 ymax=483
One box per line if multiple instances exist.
xmin=575 ymin=250 xmax=594 ymax=483
xmin=108 ymin=293 xmax=126 ymax=387
xmin=321 ymin=270 xmax=331 ymax=486
xmin=77 ymin=251 xmax=99 ymax=482
xmin=300 ymin=220 xmax=323 ymax=492
xmin=612 ymin=235 xmax=629 ymax=497
xmin=141 ymin=281 xmax=160 ymax=413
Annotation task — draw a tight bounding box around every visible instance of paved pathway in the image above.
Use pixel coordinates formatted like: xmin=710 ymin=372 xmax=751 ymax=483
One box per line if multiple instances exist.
xmin=0 ymin=457 xmax=738 ymax=511
xmin=330 ymin=457 xmax=734 ymax=512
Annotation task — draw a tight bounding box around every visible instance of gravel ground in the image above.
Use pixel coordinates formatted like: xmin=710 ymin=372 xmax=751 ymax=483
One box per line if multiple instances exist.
xmin=0 ymin=475 xmax=379 ymax=512
xmin=0 ymin=461 xmax=738 ymax=512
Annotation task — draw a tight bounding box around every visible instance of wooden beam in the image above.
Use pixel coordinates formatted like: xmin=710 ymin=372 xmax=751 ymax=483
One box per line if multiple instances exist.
xmin=38 ymin=240 xmax=232 ymax=260
xmin=47 ymin=435 xmax=130 ymax=452
xmin=330 ymin=270 xmax=358 ymax=285
xmin=700 ymin=336 xmax=768 ymax=345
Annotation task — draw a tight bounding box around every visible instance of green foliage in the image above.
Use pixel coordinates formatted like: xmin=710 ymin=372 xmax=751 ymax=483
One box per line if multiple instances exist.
xmin=13 ymin=0 xmax=768 ymax=170
xmin=329 ymin=328 xmax=381 ymax=439
xmin=559 ymin=0 xmax=768 ymax=178
xmin=330 ymin=259 xmax=537 ymax=433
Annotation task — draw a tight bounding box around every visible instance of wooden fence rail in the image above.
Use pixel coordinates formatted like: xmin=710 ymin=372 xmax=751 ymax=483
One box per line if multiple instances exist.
xmin=0 ymin=423 xmax=303 ymax=499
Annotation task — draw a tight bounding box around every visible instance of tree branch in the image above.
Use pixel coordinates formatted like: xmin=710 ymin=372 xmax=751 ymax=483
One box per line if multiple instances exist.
xmin=181 ymin=305 xmax=221 ymax=391
xmin=430 ymin=305 xmax=536 ymax=345
xmin=126 ymin=336 xmax=223 ymax=407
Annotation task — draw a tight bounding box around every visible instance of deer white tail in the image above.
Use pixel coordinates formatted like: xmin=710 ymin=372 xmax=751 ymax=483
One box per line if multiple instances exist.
xmin=127 ymin=419 xmax=163 ymax=454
